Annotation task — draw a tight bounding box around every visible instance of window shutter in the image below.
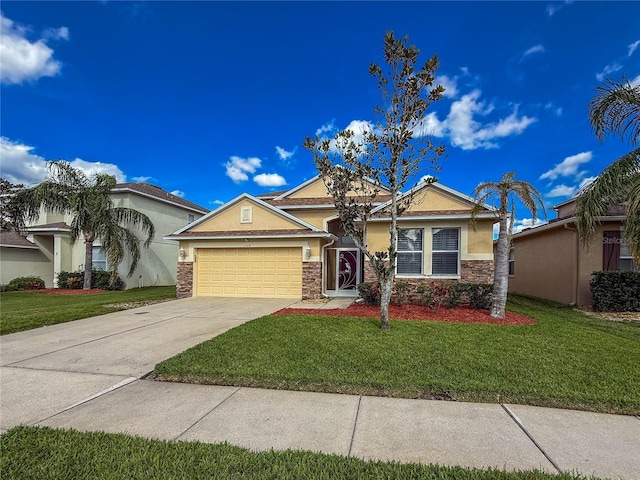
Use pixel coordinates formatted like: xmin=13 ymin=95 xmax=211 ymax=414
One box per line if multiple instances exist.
xmin=602 ymin=231 xmax=620 ymax=270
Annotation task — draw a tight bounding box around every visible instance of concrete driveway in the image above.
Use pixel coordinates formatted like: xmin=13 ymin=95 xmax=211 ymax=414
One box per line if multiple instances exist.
xmin=0 ymin=296 xmax=296 ymax=431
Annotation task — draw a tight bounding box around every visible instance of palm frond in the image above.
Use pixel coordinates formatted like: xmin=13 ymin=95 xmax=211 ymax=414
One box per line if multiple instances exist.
xmin=589 ymin=77 xmax=640 ymax=145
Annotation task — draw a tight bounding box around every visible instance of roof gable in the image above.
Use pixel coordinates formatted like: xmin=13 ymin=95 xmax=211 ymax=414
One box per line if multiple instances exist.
xmin=172 ymin=193 xmax=322 ymax=235
xmin=274 ymin=174 xmax=391 ymax=200
xmin=112 ymin=183 xmax=208 ymax=214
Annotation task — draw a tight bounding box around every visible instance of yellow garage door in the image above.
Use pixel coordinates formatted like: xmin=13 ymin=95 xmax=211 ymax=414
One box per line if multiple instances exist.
xmin=196 ymin=247 xmax=302 ymax=298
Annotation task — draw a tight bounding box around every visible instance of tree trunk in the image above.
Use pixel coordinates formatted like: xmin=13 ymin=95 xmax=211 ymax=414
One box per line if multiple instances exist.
xmin=83 ymin=239 xmax=93 ymax=290
xmin=379 ymin=277 xmax=392 ymax=330
xmin=491 ymin=216 xmax=510 ymax=318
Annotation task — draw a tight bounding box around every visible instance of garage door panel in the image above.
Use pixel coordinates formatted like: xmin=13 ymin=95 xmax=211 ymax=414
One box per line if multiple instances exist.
xmin=196 ymin=247 xmax=301 ymax=298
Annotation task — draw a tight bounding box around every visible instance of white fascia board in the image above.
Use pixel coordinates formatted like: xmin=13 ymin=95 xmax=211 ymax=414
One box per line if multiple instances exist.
xmin=368 ymin=213 xmax=497 ymax=222
xmin=274 ymin=175 xmax=322 ymax=200
xmin=0 ymin=243 xmax=40 ymax=249
xmin=170 ymin=193 xmax=323 ymax=235
xmin=164 ymin=232 xmax=336 ymax=241
xmin=511 ymin=215 xmax=625 ymax=239
xmin=27 ymin=227 xmax=71 ymax=233
xmin=111 ymin=187 xmax=208 ymax=214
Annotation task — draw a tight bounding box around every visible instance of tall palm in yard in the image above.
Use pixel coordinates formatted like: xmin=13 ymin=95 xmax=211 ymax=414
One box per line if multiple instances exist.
xmin=17 ymin=161 xmax=155 ymax=289
xmin=576 ymin=77 xmax=640 ymax=259
xmin=472 ymin=172 xmax=546 ymax=319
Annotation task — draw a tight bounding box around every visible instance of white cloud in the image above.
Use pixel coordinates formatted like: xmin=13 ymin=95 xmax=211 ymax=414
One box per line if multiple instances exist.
xmin=546 ymin=1 xmax=572 ymax=17
xmin=513 ymin=217 xmax=547 ymax=234
xmin=546 ymin=184 xmax=576 ymax=198
xmin=0 ymin=13 xmax=68 ymax=85
xmin=170 ymin=190 xmax=185 ymax=198
xmin=422 ymin=90 xmax=536 ymax=150
xmin=628 ymin=40 xmax=640 ymax=57
xmin=276 ymin=146 xmax=295 ymax=161
xmin=0 ymin=136 xmax=126 ymax=186
xmin=315 ymin=120 xmax=336 ymax=137
xmin=253 ymin=173 xmax=287 ymax=187
xmin=224 ymin=156 xmax=262 ymax=183
xmin=132 ymin=176 xmax=153 ymax=183
xmin=522 ymin=44 xmax=545 ymax=59
xmin=596 ymin=62 xmax=623 ymax=82
xmin=578 ymin=176 xmax=598 ymax=191
xmin=210 ymin=199 xmax=224 ymax=206
xmin=540 ymin=151 xmax=592 ymax=180
xmin=630 ymin=75 xmax=640 ymax=88
xmin=544 ymin=103 xmax=563 ymax=116
xmin=434 ymin=74 xmax=458 ymax=98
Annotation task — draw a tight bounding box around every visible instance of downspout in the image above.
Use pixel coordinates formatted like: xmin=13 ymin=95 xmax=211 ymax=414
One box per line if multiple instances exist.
xmin=320 ymin=237 xmax=336 ymax=297
xmin=564 ymin=223 xmax=579 ymax=306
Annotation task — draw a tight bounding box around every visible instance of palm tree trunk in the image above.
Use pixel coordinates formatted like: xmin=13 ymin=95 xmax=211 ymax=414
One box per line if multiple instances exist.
xmin=83 ymin=239 xmax=93 ymax=290
xmin=492 ymin=216 xmax=510 ymax=318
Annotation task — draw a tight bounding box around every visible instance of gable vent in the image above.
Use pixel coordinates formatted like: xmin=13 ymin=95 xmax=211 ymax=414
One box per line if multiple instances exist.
xmin=240 ymin=206 xmax=252 ymax=224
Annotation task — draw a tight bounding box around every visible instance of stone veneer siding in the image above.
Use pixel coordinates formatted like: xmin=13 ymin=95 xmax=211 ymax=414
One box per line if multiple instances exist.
xmin=362 ymin=258 xmax=494 ymax=304
xmin=176 ymin=262 xmax=193 ymax=299
xmin=302 ymin=262 xmax=322 ymax=300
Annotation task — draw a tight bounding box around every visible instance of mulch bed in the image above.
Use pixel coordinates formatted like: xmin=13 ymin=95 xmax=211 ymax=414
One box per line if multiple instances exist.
xmin=275 ymin=303 xmax=536 ymax=325
xmin=30 ymin=289 xmax=106 ymax=295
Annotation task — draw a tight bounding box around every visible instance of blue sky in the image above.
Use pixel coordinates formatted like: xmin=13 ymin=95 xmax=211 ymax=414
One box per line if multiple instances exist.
xmin=1 ymin=1 xmax=639 ymax=232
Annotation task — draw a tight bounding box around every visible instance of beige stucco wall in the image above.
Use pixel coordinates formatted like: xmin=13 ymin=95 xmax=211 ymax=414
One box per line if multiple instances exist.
xmin=192 ymin=199 xmax=302 ymax=232
xmin=508 ymin=226 xmax=577 ymax=304
xmin=406 ymin=187 xmax=473 ymax=212
xmin=287 ymin=209 xmax=336 ymax=230
xmin=0 ymin=247 xmax=54 ymax=287
xmin=288 ymin=179 xmax=331 ymax=198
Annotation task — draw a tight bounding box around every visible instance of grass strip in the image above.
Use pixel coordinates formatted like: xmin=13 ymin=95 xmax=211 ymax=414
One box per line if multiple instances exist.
xmin=0 ymin=286 xmax=176 ymax=335
xmin=1 ymin=426 xmax=597 ymax=480
xmin=154 ymin=295 xmax=640 ymax=415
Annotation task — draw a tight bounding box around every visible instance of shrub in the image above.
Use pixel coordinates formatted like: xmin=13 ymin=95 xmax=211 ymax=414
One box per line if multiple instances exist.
xmin=417 ymin=282 xmax=450 ymax=312
xmin=466 ymin=283 xmax=493 ymax=310
xmin=590 ymin=271 xmax=640 ymax=312
xmin=446 ymin=283 xmax=465 ymax=309
xmin=56 ymin=269 xmax=125 ymax=291
xmin=3 ymin=276 xmax=46 ymax=291
xmin=357 ymin=282 xmax=380 ymax=306
xmin=392 ymin=281 xmax=410 ymax=305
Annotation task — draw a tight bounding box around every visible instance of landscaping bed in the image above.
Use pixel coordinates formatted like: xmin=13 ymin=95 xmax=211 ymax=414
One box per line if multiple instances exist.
xmin=276 ymin=303 xmax=535 ymax=325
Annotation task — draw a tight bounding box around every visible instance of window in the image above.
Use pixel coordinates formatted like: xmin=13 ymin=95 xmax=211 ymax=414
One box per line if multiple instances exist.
xmin=432 ymin=228 xmax=459 ymax=275
xmin=620 ymin=241 xmax=639 ymax=271
xmin=92 ymin=246 xmax=107 ymax=271
xmin=397 ymin=229 xmax=423 ymax=275
xmin=240 ymin=206 xmax=252 ymax=224
xmin=508 ymin=247 xmax=515 ymax=276
xmin=187 ymin=214 xmax=195 ymax=224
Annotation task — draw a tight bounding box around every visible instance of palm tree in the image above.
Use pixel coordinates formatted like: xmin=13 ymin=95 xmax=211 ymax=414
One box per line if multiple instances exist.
xmin=472 ymin=172 xmax=546 ymax=319
xmin=17 ymin=161 xmax=155 ymax=289
xmin=576 ymin=77 xmax=640 ymax=260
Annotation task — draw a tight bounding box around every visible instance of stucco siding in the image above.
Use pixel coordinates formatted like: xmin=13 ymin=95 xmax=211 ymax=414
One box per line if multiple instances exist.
xmin=405 ymin=188 xmax=473 ymax=212
xmin=509 ymin=227 xmax=577 ymax=304
xmin=192 ymin=199 xmax=301 ymax=232
xmin=0 ymin=247 xmax=53 ymax=287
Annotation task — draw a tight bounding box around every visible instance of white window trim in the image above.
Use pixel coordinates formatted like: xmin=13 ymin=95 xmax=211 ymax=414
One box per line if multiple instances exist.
xmin=396 ymin=228 xmax=424 ymax=276
xmin=430 ymin=227 xmax=460 ymax=277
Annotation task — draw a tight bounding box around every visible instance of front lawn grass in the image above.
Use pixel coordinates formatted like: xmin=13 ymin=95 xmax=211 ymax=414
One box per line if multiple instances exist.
xmin=0 ymin=426 xmax=596 ymax=480
xmin=154 ymin=295 xmax=640 ymax=415
xmin=0 ymin=286 xmax=176 ymax=335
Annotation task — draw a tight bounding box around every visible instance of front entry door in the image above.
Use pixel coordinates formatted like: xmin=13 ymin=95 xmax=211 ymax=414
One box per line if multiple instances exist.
xmin=326 ymin=248 xmax=360 ymax=296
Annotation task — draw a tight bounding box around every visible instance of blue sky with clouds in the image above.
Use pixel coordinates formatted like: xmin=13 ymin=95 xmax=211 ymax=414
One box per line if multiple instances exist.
xmin=1 ymin=1 xmax=639 ymax=231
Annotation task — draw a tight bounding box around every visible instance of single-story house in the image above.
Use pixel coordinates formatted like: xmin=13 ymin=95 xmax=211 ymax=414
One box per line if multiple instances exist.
xmin=507 ymin=197 xmax=636 ymax=306
xmin=165 ymin=175 xmax=498 ymax=299
xmin=0 ymin=183 xmax=208 ymax=289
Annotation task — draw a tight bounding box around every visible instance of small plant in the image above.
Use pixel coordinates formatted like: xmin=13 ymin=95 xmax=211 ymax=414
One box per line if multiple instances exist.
xmin=392 ymin=281 xmax=410 ymax=305
xmin=417 ymin=282 xmax=450 ymax=313
xmin=467 ymin=284 xmax=493 ymax=310
xmin=3 ymin=276 xmax=45 ymax=292
xmin=446 ymin=283 xmax=465 ymax=309
xmin=357 ymin=282 xmax=380 ymax=306
xmin=590 ymin=271 xmax=640 ymax=312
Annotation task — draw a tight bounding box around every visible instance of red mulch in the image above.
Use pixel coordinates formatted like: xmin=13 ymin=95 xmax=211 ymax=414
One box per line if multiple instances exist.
xmin=275 ymin=303 xmax=535 ymax=325
xmin=29 ymin=289 xmax=106 ymax=295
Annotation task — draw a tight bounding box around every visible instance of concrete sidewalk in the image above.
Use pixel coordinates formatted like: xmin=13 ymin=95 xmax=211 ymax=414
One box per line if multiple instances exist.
xmin=1 ymin=296 xmax=639 ymax=479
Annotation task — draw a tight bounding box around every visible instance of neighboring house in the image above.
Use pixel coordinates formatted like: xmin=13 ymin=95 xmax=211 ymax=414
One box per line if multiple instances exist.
xmin=0 ymin=183 xmax=208 ymax=288
xmin=507 ymin=198 xmax=636 ymax=306
xmin=165 ymin=176 xmax=498 ymax=300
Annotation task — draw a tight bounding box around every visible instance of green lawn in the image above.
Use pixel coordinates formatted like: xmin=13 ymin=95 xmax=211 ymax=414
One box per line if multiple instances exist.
xmin=0 ymin=286 xmax=176 ymax=335
xmin=154 ymin=295 xmax=640 ymax=415
xmin=0 ymin=426 xmax=596 ymax=480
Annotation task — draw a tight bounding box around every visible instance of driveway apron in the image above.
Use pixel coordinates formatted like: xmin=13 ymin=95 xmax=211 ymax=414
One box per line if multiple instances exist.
xmin=0 ymin=296 xmax=296 ymax=431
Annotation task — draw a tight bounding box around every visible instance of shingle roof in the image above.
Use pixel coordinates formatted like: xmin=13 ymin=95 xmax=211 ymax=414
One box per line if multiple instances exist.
xmin=266 ymin=195 xmax=392 ymax=207
xmin=0 ymin=231 xmax=39 ymax=248
xmin=113 ymin=183 xmax=208 ymax=213
xmin=167 ymin=229 xmax=333 ymax=239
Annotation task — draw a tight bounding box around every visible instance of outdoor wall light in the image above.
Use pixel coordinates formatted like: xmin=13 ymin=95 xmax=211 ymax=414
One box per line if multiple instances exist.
xmin=179 ymin=247 xmax=186 ymax=259
xmin=305 ymin=247 xmax=312 ymax=259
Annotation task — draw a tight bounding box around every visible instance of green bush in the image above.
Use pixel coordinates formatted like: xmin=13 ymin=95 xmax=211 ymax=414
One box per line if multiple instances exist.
xmin=466 ymin=283 xmax=494 ymax=310
xmin=2 ymin=276 xmax=45 ymax=292
xmin=392 ymin=281 xmax=410 ymax=305
xmin=357 ymin=282 xmax=380 ymax=306
xmin=56 ymin=269 xmax=125 ymax=291
xmin=590 ymin=271 xmax=640 ymax=312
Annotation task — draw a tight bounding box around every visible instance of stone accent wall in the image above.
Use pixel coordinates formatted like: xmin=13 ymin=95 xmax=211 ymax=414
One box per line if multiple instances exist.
xmin=460 ymin=260 xmax=494 ymax=284
xmin=363 ymin=260 xmax=377 ymax=283
xmin=176 ymin=262 xmax=193 ymax=299
xmin=302 ymin=262 xmax=322 ymax=300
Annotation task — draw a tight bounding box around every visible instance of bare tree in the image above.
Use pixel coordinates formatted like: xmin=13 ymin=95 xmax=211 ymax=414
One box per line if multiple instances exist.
xmin=304 ymin=32 xmax=446 ymax=329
